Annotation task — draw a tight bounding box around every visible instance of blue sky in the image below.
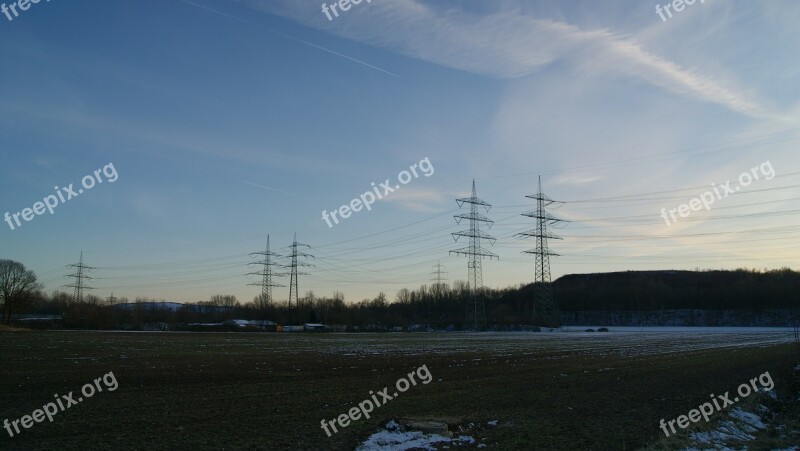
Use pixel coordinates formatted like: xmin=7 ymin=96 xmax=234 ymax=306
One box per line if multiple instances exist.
xmin=1 ymin=0 xmax=799 ymax=304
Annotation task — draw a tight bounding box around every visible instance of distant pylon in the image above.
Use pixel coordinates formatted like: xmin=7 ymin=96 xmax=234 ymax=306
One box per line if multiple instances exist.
xmin=450 ymin=180 xmax=498 ymax=330
xmin=429 ymin=261 xmax=448 ymax=301
xmin=516 ymin=176 xmax=567 ymax=327
xmin=106 ymin=292 xmax=117 ymax=305
xmin=283 ymin=233 xmax=314 ymax=309
xmin=248 ymin=234 xmax=285 ymax=309
xmin=64 ymin=251 xmax=94 ymax=303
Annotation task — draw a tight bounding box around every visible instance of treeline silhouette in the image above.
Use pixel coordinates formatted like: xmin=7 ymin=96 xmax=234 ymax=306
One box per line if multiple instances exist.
xmin=9 ymin=268 xmax=800 ymax=330
xmin=552 ymin=268 xmax=800 ymax=311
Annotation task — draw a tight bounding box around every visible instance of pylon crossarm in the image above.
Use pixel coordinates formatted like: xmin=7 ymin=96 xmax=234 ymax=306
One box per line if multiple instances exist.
xmin=249 ymin=251 xmax=283 ymax=257
xmin=522 ymin=249 xmax=560 ymax=256
xmin=521 ymin=210 xmax=567 ymax=222
xmin=450 ymin=248 xmax=498 ymax=259
xmin=455 ymin=196 xmax=491 ymax=208
xmin=452 ymin=230 xmax=497 ymax=241
xmin=516 ymin=230 xmax=563 ymax=240
xmin=247 ymin=281 xmax=285 ymax=287
xmin=454 ymin=212 xmax=494 ymax=224
xmin=524 ymin=193 xmax=561 ymax=205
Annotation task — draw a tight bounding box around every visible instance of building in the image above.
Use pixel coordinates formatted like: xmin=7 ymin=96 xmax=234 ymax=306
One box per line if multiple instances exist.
xmin=303 ymin=323 xmax=326 ymax=332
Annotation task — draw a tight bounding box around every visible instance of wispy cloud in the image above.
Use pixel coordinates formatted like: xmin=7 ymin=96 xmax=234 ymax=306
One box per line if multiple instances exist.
xmin=552 ymin=173 xmax=606 ymax=186
xmin=384 ymin=187 xmax=447 ymax=212
xmin=235 ymin=0 xmax=779 ymax=119
xmin=179 ymin=0 xmax=400 ymax=78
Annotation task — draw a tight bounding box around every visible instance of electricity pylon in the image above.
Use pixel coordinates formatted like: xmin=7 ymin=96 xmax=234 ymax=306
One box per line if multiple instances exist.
xmin=517 ymin=176 xmax=567 ymax=327
xmin=64 ymin=251 xmax=94 ymax=303
xmin=248 ymin=234 xmax=285 ymax=309
xmin=450 ymin=180 xmax=497 ymax=330
xmin=430 ymin=261 xmax=448 ymax=301
xmin=283 ymin=233 xmax=314 ymax=309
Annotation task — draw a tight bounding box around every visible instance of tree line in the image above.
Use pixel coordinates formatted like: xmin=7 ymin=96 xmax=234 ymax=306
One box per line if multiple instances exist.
xmin=1 ymin=259 xmax=798 ymax=330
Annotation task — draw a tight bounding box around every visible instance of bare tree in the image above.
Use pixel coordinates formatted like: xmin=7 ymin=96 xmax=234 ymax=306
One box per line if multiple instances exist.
xmin=0 ymin=260 xmax=43 ymax=325
xmin=303 ymin=290 xmax=316 ymax=307
xmin=396 ymin=288 xmax=411 ymax=304
xmin=253 ymin=293 xmax=270 ymax=310
xmin=210 ymin=294 xmax=238 ymax=308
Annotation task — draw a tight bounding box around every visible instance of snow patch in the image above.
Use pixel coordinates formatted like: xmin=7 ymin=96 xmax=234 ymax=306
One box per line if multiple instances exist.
xmin=685 ymin=408 xmax=766 ymax=449
xmin=728 ymin=408 xmax=765 ymax=430
xmin=357 ymin=422 xmax=476 ymax=451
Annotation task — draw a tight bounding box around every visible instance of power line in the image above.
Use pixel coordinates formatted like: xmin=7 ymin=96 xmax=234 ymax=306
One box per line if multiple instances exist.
xmin=450 ymin=180 xmax=497 ymax=330
xmin=476 ymin=129 xmax=800 ymax=181
xmin=517 ymin=176 xmax=567 ymax=327
xmin=283 ymin=233 xmax=314 ymax=309
xmin=247 ymin=234 xmax=285 ymax=308
xmin=430 ymin=260 xmax=449 ymax=301
xmin=64 ymin=251 xmax=94 ymax=303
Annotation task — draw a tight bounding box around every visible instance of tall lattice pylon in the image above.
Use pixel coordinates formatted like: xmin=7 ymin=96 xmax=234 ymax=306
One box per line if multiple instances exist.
xmin=248 ymin=234 xmax=285 ymax=309
xmin=64 ymin=251 xmax=94 ymax=303
xmin=517 ymin=176 xmax=567 ymax=327
xmin=283 ymin=233 xmax=314 ymax=309
xmin=450 ymin=180 xmax=498 ymax=330
xmin=429 ymin=261 xmax=448 ymax=302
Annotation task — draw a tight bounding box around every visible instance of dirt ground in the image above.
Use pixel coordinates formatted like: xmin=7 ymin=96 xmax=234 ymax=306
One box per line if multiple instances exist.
xmin=0 ymin=331 xmax=795 ymax=450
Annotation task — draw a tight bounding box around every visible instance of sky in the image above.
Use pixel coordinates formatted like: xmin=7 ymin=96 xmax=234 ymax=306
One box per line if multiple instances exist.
xmin=1 ymin=0 xmax=799 ymax=304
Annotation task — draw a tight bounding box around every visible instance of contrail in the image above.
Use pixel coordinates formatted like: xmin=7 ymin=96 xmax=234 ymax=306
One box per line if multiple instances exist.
xmin=237 ymin=179 xmax=308 ymax=199
xmin=177 ymin=0 xmax=401 ymax=78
